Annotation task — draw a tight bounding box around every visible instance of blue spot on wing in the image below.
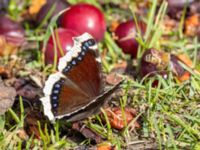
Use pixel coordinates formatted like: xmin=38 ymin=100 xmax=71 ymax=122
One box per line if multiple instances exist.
xmin=50 ymin=79 xmax=65 ymax=112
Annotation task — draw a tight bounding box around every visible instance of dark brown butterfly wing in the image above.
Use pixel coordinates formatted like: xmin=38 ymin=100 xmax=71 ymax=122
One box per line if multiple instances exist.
xmin=63 ymin=80 xmax=123 ymax=122
xmin=40 ymin=33 xmax=122 ymax=122
xmin=54 ymin=77 xmax=90 ymax=117
xmin=59 ymin=50 xmax=103 ymax=97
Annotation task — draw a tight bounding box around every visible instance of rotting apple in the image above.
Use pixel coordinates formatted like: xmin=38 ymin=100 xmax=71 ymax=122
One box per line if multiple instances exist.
xmin=114 ymin=20 xmax=146 ymax=58
xmin=140 ymin=49 xmax=170 ymax=78
xmin=0 ymin=15 xmax=25 ymax=46
xmin=36 ymin=0 xmax=70 ymax=25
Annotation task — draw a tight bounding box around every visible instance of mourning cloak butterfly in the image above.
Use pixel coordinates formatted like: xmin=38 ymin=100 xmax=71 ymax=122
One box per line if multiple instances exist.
xmin=40 ymin=33 xmax=122 ymax=122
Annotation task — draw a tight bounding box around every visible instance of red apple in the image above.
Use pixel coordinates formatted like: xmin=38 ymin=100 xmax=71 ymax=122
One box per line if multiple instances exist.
xmin=36 ymin=0 xmax=70 ymax=25
xmin=140 ymin=49 xmax=192 ymax=84
xmin=61 ymin=3 xmax=106 ymax=41
xmin=140 ymin=49 xmax=170 ymax=78
xmin=0 ymin=15 xmax=25 ymax=46
xmin=44 ymin=28 xmax=78 ymax=64
xmin=114 ymin=20 xmax=146 ymax=58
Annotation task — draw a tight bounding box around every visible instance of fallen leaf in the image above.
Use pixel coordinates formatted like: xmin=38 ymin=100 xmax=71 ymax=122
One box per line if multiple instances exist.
xmin=102 ymin=107 xmax=140 ymax=130
xmin=0 ymin=57 xmax=26 ymax=79
xmin=177 ymin=53 xmax=193 ymax=68
xmin=29 ymin=74 xmax=43 ymax=88
xmin=29 ymin=0 xmax=46 ymax=15
xmin=17 ymin=128 xmax=29 ymax=140
xmin=170 ymin=54 xmax=191 ymax=82
xmin=177 ymin=71 xmax=190 ymax=82
xmin=106 ymin=73 xmax=123 ymax=85
xmin=16 ymin=83 xmax=40 ymax=101
xmin=13 ymin=78 xmax=27 ymax=90
xmin=0 ymin=65 xmax=11 ymax=78
xmin=13 ymin=78 xmax=40 ymax=101
xmin=110 ymin=21 xmax=119 ymax=32
xmin=0 ymin=36 xmax=18 ymax=56
xmin=163 ymin=16 xmax=178 ymax=34
xmin=111 ymin=61 xmax=127 ymax=74
xmin=185 ymin=14 xmax=200 ymax=37
xmin=0 ymin=80 xmax=16 ymax=115
xmin=97 ymin=142 xmax=116 ymax=150
xmin=72 ymin=122 xmax=103 ymax=144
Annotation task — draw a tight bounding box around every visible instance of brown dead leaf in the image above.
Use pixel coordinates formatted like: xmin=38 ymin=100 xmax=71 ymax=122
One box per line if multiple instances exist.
xmin=13 ymin=78 xmax=27 ymax=90
xmin=106 ymin=73 xmax=123 ymax=85
xmin=17 ymin=84 xmax=39 ymax=100
xmin=0 ymin=57 xmax=26 ymax=79
xmin=170 ymin=54 xmax=192 ymax=82
xmin=102 ymin=107 xmax=140 ymax=130
xmin=111 ymin=61 xmax=127 ymax=74
xmin=72 ymin=122 xmax=103 ymax=144
xmin=97 ymin=142 xmax=116 ymax=150
xmin=14 ymin=78 xmax=40 ymax=101
xmin=177 ymin=53 xmax=193 ymax=68
xmin=177 ymin=71 xmax=190 ymax=82
xmin=185 ymin=14 xmax=200 ymax=36
xmin=110 ymin=21 xmax=120 ymax=32
xmin=29 ymin=0 xmax=46 ymax=15
xmin=29 ymin=74 xmax=43 ymax=88
xmin=0 ymin=80 xmax=16 ymax=115
xmin=0 ymin=36 xmax=18 ymax=56
xmin=0 ymin=65 xmax=11 ymax=78
xmin=17 ymin=128 xmax=29 ymax=140
xmin=162 ymin=16 xmax=179 ymax=34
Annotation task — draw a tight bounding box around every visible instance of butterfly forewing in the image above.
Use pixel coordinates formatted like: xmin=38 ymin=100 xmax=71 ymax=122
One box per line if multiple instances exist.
xmin=58 ymin=35 xmax=103 ymax=98
xmin=65 ymin=51 xmax=102 ymax=96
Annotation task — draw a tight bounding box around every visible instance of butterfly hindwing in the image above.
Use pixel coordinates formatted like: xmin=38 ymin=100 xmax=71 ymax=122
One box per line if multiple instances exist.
xmin=62 ymin=80 xmax=123 ymax=122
